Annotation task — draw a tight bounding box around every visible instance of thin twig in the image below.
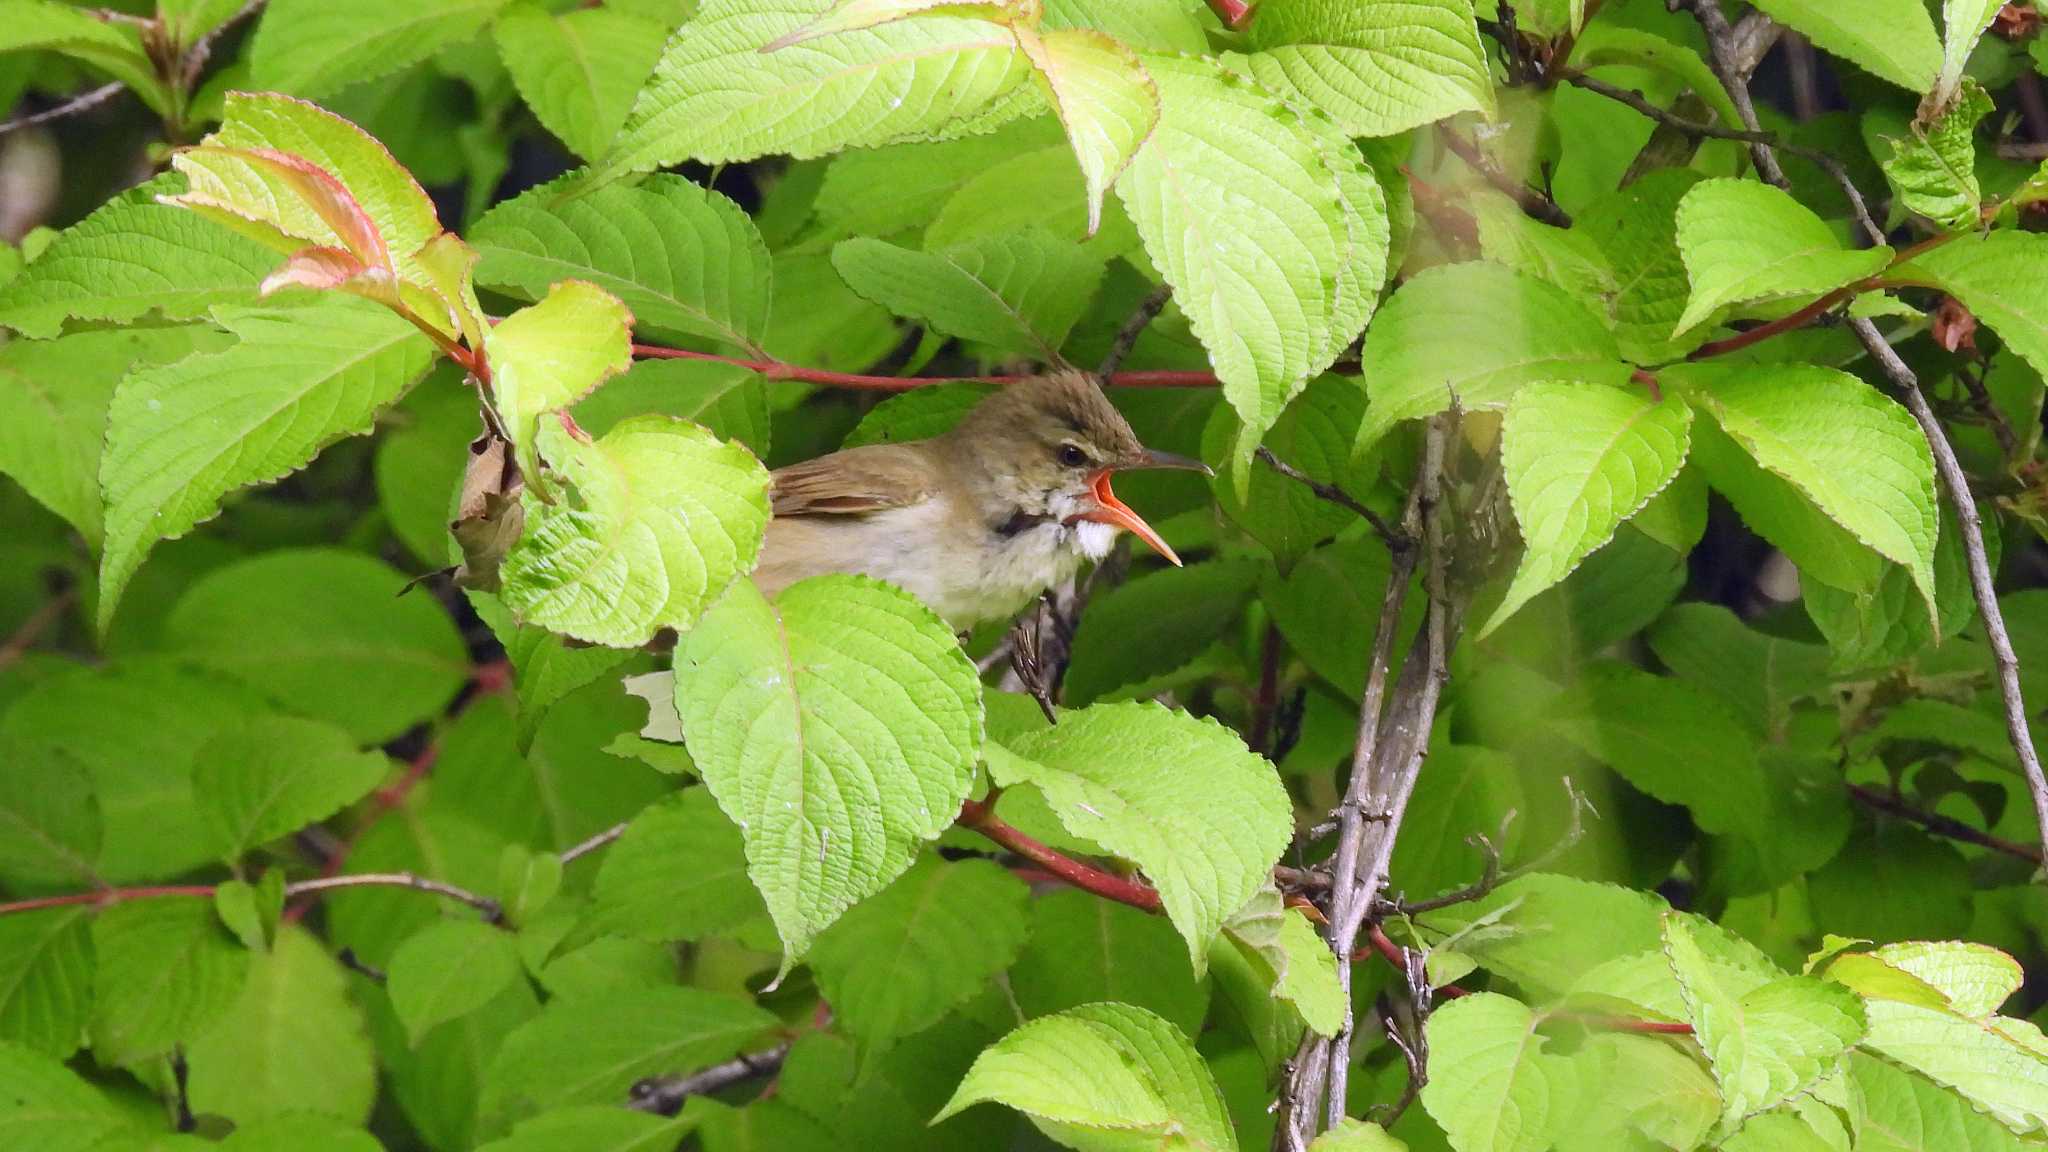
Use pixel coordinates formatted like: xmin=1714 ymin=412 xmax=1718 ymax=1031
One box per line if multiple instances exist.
xmin=628 ymin=1042 xmax=792 ymax=1116
xmin=561 ymin=822 xmax=627 ymax=865
xmin=335 ymin=947 xmax=387 ymax=984
xmin=1438 ymin=127 xmax=1573 ymax=227
xmin=0 ymin=872 xmax=501 ymax=920
xmin=1383 ymin=778 xmax=1593 ymax=916
xmin=1561 ymin=68 xmax=1886 ymax=245
xmin=1099 ymin=283 xmax=1173 ymax=377
xmin=0 ymin=83 xmax=126 ymax=138
xmin=1678 ymin=0 xmax=2048 ymax=872
xmin=0 ymin=588 xmax=76 ymax=668
xmin=1958 ymin=361 xmax=2023 ymax=467
xmin=1255 ymin=446 xmax=1405 ymax=547
xmin=1860 ymin=319 xmax=2048 ymax=862
xmin=1847 ymin=783 xmax=2042 ymax=864
xmin=631 ymin=344 xmax=1218 ymax=390
xmin=1675 ymin=0 xmax=1786 ymax=186
xmin=1249 ymin=623 xmax=1285 ymax=754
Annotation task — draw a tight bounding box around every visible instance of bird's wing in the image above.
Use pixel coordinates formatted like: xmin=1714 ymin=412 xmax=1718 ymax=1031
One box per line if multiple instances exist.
xmin=770 ymin=443 xmax=944 ymax=517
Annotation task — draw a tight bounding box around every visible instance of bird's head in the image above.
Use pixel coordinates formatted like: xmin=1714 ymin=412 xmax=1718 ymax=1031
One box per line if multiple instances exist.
xmin=943 ymin=370 xmax=1210 ymax=564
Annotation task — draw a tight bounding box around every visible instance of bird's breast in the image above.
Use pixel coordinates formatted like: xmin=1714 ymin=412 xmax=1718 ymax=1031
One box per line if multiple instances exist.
xmin=754 ymin=500 xmax=1095 ymax=629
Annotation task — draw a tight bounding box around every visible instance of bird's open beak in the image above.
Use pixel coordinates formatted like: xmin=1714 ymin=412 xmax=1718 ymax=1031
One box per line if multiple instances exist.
xmin=1072 ymin=449 xmax=1210 ymax=567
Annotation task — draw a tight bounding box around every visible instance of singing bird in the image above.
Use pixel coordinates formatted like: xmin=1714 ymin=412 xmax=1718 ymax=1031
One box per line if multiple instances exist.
xmin=753 ymin=370 xmax=1209 ymax=629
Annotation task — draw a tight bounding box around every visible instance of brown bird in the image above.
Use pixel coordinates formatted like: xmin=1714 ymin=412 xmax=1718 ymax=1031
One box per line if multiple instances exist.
xmin=754 ymin=370 xmax=1208 ymax=628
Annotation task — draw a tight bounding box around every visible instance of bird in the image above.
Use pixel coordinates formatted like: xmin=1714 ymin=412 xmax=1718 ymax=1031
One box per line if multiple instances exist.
xmin=753 ymin=370 xmax=1209 ymax=629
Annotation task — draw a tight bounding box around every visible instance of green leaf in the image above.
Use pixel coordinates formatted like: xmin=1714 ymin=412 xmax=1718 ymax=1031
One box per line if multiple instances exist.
xmin=1548 ymin=663 xmax=1770 ymax=840
xmin=1010 ymin=887 xmax=1208 ymax=1036
xmin=1485 ymin=384 xmax=1691 ymax=635
xmin=90 ymin=898 xmax=250 ymax=1066
xmin=1686 ymin=362 xmax=1939 ymax=617
xmin=216 ymin=1116 xmax=384 ymax=1152
xmin=1859 ymin=995 xmax=2048 ymax=1136
xmin=575 ymin=359 xmax=770 ymax=459
xmin=1689 ymin=417 xmax=1883 ymax=594
xmin=486 ymin=280 xmax=634 ymax=485
xmin=0 ymin=177 xmax=275 ymax=339
xmin=1473 ymin=196 xmax=1617 ymax=304
xmin=500 ymin=625 xmax=635 ymax=751
xmin=250 ymin=0 xmax=513 ymax=99
xmin=676 ymin=576 xmax=979 ymax=967
xmin=1208 ymin=372 xmax=1376 ymax=570
xmin=1116 ymin=52 xmax=1374 ymax=469
xmin=590 ymin=789 xmax=764 ymax=942
xmin=162 ymin=549 xmax=469 ymax=744
xmin=0 ymin=908 xmax=92 ymax=1058
xmin=1354 ymin=262 xmax=1630 ymax=454
xmin=1851 ymin=1052 xmax=2035 ymax=1152
xmin=1245 ymin=0 xmax=1494 ymax=137
xmin=213 ymin=871 xmax=285 ymax=953
xmin=1576 ymin=168 xmax=1710 ymax=364
xmin=473 ymin=173 xmax=772 ymax=352
xmin=0 ymin=0 xmax=168 ymax=113
xmin=1869 ymin=942 xmax=2023 ymax=1017
xmin=842 ymin=381 xmax=995 ymax=448
xmin=1803 ymin=495 xmax=1988 ymax=671
xmin=192 ymin=715 xmax=390 ymax=860
xmin=1873 ymin=83 xmax=1992 ymax=231
xmin=169 ymin=91 xmax=447 ymax=285
xmin=1064 ymin=559 xmax=1262 ymax=706
xmin=0 ymin=1040 xmax=136 ymax=1152
xmin=1674 ymin=179 xmax=1893 ymax=337
xmin=1265 ymin=538 xmax=1420 ymax=698
xmin=1896 ymin=230 xmax=2048 ymax=384
xmin=476 ymin=1107 xmax=698 ymax=1152
xmin=1555 ymin=1032 xmax=1719 ymax=1151
xmin=97 ymin=298 xmax=438 ymax=632
xmin=809 ymin=857 xmax=1029 ymax=1052
xmin=1043 ymin=0 xmax=1205 ymax=53
xmin=0 ymin=326 xmax=231 ymax=545
xmin=602 ymin=0 xmax=1031 ymax=176
xmin=0 ymin=736 xmax=99 ymax=890
xmin=388 ymin=919 xmax=523 ymax=1046
xmin=1664 ymin=914 xmax=1864 ymax=1131
xmin=1748 ymin=0 xmax=1941 ymax=91
xmin=1569 ymin=24 xmax=1742 ymax=134
xmin=1937 ymin=1 xmax=2005 ymax=112
xmin=481 ymin=987 xmax=776 ymax=1127
xmin=183 ymin=926 xmax=375 ymax=1125
xmin=1019 ymin=27 xmax=1158 ymax=235
xmin=500 ymin=416 xmax=771 ymax=648
xmin=1416 ymin=874 xmax=1686 ymax=1000
xmin=494 ymin=3 xmax=668 ymax=162
xmin=831 ymin=231 xmax=1105 ymax=359
xmin=1419 ymin=992 xmax=1574 ymax=1152
xmin=1647 ymin=603 xmax=1832 ymax=736
xmin=1270 ymin=904 xmax=1345 ymax=1036
xmin=1308 ymin=1120 xmax=1405 ymax=1152
xmin=937 ymin=1002 xmax=1237 ymax=1151
xmin=989 ymin=701 xmax=1292 ymax=972
xmin=1 ymin=661 xmax=272 ymax=883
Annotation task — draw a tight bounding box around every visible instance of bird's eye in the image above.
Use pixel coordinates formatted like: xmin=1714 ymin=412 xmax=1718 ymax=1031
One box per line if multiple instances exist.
xmin=1058 ymin=443 xmax=1090 ymax=467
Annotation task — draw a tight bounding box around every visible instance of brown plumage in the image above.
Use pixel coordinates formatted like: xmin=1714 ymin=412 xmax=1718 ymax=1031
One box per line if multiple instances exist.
xmin=753 ymin=371 xmax=1206 ymax=628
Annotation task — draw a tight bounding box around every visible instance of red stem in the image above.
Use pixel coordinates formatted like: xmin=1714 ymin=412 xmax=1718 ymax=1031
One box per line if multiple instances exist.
xmin=0 ymin=885 xmax=216 ymax=916
xmin=958 ymin=798 xmax=1164 ymax=913
xmin=1686 ymin=230 xmax=1965 ymax=363
xmin=629 ymin=344 xmax=1219 ymax=391
xmin=1688 ymin=285 xmax=1856 ymax=361
xmin=1202 ymin=0 xmax=1253 ymax=28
